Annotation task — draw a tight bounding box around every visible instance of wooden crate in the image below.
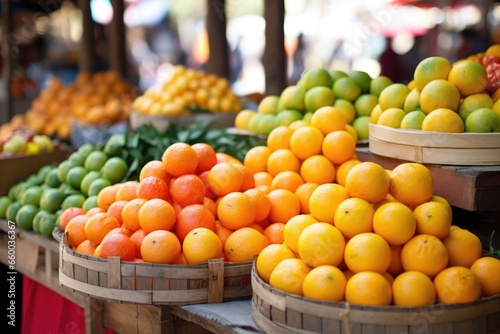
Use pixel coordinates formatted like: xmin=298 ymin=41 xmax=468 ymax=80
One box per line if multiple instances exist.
xmin=251 ymin=266 xmax=500 ymax=334
xmin=369 ymin=124 xmax=500 ymax=166
xmin=59 ymin=233 xmax=252 ymax=305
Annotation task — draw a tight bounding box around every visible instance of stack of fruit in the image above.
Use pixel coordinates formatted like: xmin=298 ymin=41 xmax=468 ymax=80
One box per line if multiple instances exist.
xmin=234 ymin=67 xmax=393 ymax=140
xmin=0 ymin=125 xmax=65 ymax=156
xmin=132 ymin=65 xmax=242 ymax=116
xmin=372 ymin=45 xmax=500 ymax=133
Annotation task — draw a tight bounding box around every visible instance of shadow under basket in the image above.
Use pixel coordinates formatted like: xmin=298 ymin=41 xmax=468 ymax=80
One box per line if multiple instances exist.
xmin=58 ymin=233 xmax=252 ymax=305
xmin=251 ymin=266 xmax=500 ymax=334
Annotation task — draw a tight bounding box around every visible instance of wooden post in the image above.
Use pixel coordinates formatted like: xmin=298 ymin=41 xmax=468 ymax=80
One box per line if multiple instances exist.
xmin=110 ymin=0 xmax=126 ymax=78
xmin=2 ymin=0 xmax=13 ymax=121
xmin=78 ymin=0 xmax=96 ymax=73
xmin=205 ymin=0 xmax=229 ymax=79
xmin=263 ymin=0 xmax=287 ymax=96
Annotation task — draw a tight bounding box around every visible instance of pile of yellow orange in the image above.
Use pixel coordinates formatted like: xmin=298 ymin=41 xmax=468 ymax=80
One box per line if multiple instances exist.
xmin=132 ymin=65 xmax=242 ymax=116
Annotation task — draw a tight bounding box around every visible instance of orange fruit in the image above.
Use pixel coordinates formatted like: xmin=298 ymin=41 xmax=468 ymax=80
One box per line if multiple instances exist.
xmin=289 ymin=125 xmax=324 ymax=160
xmin=321 ymin=130 xmax=356 ymax=165
xmin=98 ymin=232 xmax=136 ymax=261
xmin=401 ymin=234 xmax=449 ymax=277
xmin=140 ymin=230 xmax=181 ymax=264
xmin=129 ymin=229 xmax=146 ymax=258
xmin=85 ymin=207 xmax=105 ymax=217
xmin=310 ymin=106 xmax=347 ymax=135
xmin=256 ymin=243 xmax=296 ymax=283
xmin=201 ymin=196 xmax=217 ymax=216
xmin=344 ymin=232 xmax=392 ymax=274
xmin=266 ymin=149 xmax=301 ymax=177
xmin=448 ymin=60 xmax=488 ymax=97
xmin=294 ymin=182 xmax=319 ymax=214
xmin=470 ymin=256 xmax=500 ymax=297
xmin=174 ymin=252 xmax=188 ymax=264
xmin=138 ymin=198 xmax=176 ymax=233
xmin=232 ymin=163 xmax=255 ymax=191
xmin=74 ymin=239 xmax=97 ymax=256
xmin=217 ymin=192 xmax=256 ymax=230
xmin=198 ymin=170 xmax=216 ymax=199
xmin=121 ymin=198 xmax=147 ymax=231
xmin=269 ymin=258 xmax=311 ymax=296
xmin=115 ymin=181 xmax=139 ymax=201
xmin=84 ymin=212 xmax=121 ymax=245
xmin=216 ymin=152 xmax=242 ymax=165
xmin=334 ymin=197 xmax=374 ymax=239
xmin=392 ymin=271 xmax=436 ymax=306
xmin=390 ymin=163 xmax=434 ymax=207
xmin=215 ymin=220 xmax=233 ymax=247
xmin=299 ymin=155 xmax=336 ymax=184
xmin=139 ymin=160 xmax=169 ymax=182
xmin=441 ymin=228 xmax=483 ymax=267
xmin=345 ymin=162 xmax=390 ymax=204
xmin=387 ymin=244 xmax=404 ymax=276
xmin=60 ymin=207 xmax=86 ymax=231
xmin=309 ymin=183 xmax=349 ymax=224
xmin=302 ymin=265 xmax=346 ymax=301
xmin=243 ymin=146 xmax=272 ymax=174
xmin=335 ymin=159 xmax=361 ymax=187
xmin=413 ymin=201 xmax=452 ymax=239
xmin=345 ymin=271 xmax=392 ymax=306
xmin=244 ymin=188 xmax=271 ymax=222
xmin=270 ymin=171 xmax=304 ymax=193
xmin=107 ymin=226 xmax=133 ymax=237
xmin=106 ymin=200 xmax=128 ymax=225
xmin=297 ymin=222 xmax=345 ymax=268
xmin=382 ymin=272 xmax=395 ymax=285
xmin=267 ymin=126 xmax=294 ymax=151
xmin=161 ymin=142 xmax=198 ymax=177
xmin=263 ymin=223 xmax=285 ymax=244
xmin=282 ymin=214 xmax=318 ymax=254
xmin=434 ymin=266 xmax=481 ymax=304
xmin=191 ymin=143 xmax=217 ymax=173
xmin=65 ymin=215 xmax=89 ymax=247
xmin=267 ymin=188 xmax=301 ymax=224
xmin=253 ymin=171 xmax=273 ymax=188
xmin=136 ymin=176 xmax=170 ymax=201
xmin=429 ymin=195 xmax=453 ymax=220
xmin=224 ymin=227 xmax=270 ymax=262
xmin=207 ymin=162 xmax=243 ymax=196
xmin=96 ymin=185 xmax=119 ymax=211
xmin=175 ymin=203 xmax=216 ymax=242
xmin=182 ymin=227 xmax=222 ymax=264
xmin=170 ymin=174 xmax=206 ymax=207
xmin=372 ymin=202 xmax=417 ymax=245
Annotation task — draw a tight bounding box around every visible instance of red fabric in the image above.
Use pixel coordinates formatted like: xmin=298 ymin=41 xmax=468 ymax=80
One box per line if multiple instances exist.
xmin=21 ymin=276 xmax=115 ymax=334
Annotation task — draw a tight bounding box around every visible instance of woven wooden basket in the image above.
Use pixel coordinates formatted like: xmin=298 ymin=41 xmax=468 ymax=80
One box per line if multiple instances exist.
xmin=58 ymin=233 xmax=252 ymax=305
xmin=251 ymin=266 xmax=500 ymax=334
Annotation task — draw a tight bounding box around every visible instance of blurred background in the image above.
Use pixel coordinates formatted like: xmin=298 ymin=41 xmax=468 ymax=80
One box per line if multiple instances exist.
xmin=0 ymin=0 xmax=497 ymax=106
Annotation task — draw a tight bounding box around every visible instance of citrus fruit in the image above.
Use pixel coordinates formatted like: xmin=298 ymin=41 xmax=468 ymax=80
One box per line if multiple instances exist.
xmin=39 ymin=213 xmax=57 ymax=237
xmin=20 ymin=186 xmax=43 ymax=206
xmin=403 ymin=88 xmax=421 ymax=112
xmin=401 ymin=234 xmax=449 ymax=277
xmin=370 ymin=75 xmax=393 ymax=96
xmin=99 ymin=232 xmax=136 ymax=261
xmin=464 ymin=107 xmax=500 ymax=132
xmin=59 ymin=207 xmax=86 ymax=230
xmin=322 ymin=130 xmax=356 ymax=165
xmin=269 ymin=258 xmax=311 ymax=295
xmin=161 ymin=142 xmax=198 ymax=177
xmin=345 ymin=271 xmax=392 ymax=306
xmin=61 ymin=194 xmax=85 ymax=210
xmin=400 ymin=110 xmax=426 ymax=129
xmin=224 ymin=227 xmax=270 ymax=262
xmin=257 ymin=95 xmax=280 ymax=114
xmin=392 ymin=271 xmax=436 ymax=306
xmin=175 ymin=204 xmax=216 ymax=241
xmin=207 ymin=162 xmax=243 ymax=196
xmin=413 ymin=56 xmax=452 ymax=91
xmin=373 ymin=202 xmax=416 ymax=245
xmin=0 ymin=196 xmax=13 ymax=219
xmin=329 ymin=69 xmax=347 ymax=83
xmin=16 ymin=204 xmax=39 ymax=230
xmin=434 ymin=266 xmax=481 ymax=304
xmin=333 ymin=197 xmax=374 ymax=239
xmin=282 ymin=214 xmax=318 ymax=254
xmin=470 ymin=256 xmax=500 ymax=297
xmin=66 ymin=166 xmax=88 ymax=190
xmin=235 ymin=109 xmax=256 ymax=130
xmin=377 ymin=107 xmax=406 ymax=128
xmin=378 ymin=83 xmax=410 ymax=111
xmin=344 ymin=232 xmax=392 ymax=273
xmin=267 ymin=126 xmax=294 ymax=152
xmin=140 ymin=230 xmax=181 ymax=264
xmin=300 ymin=155 xmax=336 ymax=184
xmin=80 ymin=171 xmax=101 ymax=196
xmin=345 ymin=161 xmax=390 ymax=204
xmin=422 ymin=107 xmax=465 ymax=132
xmin=299 ymin=67 xmax=333 ymax=90
xmin=302 ymin=265 xmax=346 ymax=301
xmin=255 ymin=114 xmax=277 ymax=135
xmin=44 ymin=168 xmax=62 ymax=188
xmin=267 ymin=188 xmax=301 ymax=224
xmin=275 ymin=109 xmax=303 ymax=127
xmin=389 ymin=162 xmax=434 ymax=207
xmin=101 ymin=157 xmax=128 ymax=183
xmin=289 ymin=125 xmax=324 ymax=160
xmin=256 ymin=244 xmax=296 ymax=283
xmin=88 ymin=178 xmax=113 ymax=197
xmin=413 ymin=201 xmax=452 ymax=239
xmin=304 ymin=86 xmax=335 ymax=112
xmin=139 ymin=160 xmax=169 ymax=182
xmin=333 ymin=99 xmax=356 ymax=123
xmin=458 ymin=93 xmax=494 ymax=121
xmin=170 ymin=174 xmax=205 ymax=207
xmin=277 ymin=85 xmax=306 ymax=112
xmin=309 ymin=183 xmax=349 ymax=224
xmin=349 ymin=70 xmax=372 ymax=93
xmin=352 ymin=116 xmax=370 ymax=140
xmin=333 ymin=77 xmax=361 ymax=102
xmin=441 ymin=228 xmax=483 ymax=267
xmin=191 ymin=143 xmax=217 ymax=173
xmin=57 ymin=160 xmax=75 ymax=183
xmin=39 ymin=188 xmax=66 ymax=213
xmin=84 ymin=151 xmax=108 ymax=171
xmin=419 ymin=79 xmax=461 ymax=114
xmin=138 ymin=198 xmax=176 ymax=233
xmin=266 ymin=149 xmax=301 ymax=177
xmin=182 ymin=227 xmax=222 ymax=264
xmin=65 ymin=214 xmax=88 ymax=248
xmin=310 ymin=106 xmax=347 ymax=135
xmin=354 ymin=94 xmax=378 ymax=117
xmin=84 ymin=212 xmax=121 ymax=245
xmin=294 ymin=182 xmax=319 ymax=214
xmin=297 ymin=222 xmax=345 ymax=268
xmin=448 ymin=60 xmax=488 ymax=97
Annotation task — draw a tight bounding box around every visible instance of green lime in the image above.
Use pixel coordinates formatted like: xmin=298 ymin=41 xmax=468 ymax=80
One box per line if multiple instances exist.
xmin=354 ymin=94 xmax=379 ymax=117
xmin=6 ymin=201 xmax=23 ymax=222
xmin=333 ymin=77 xmax=361 ymax=102
xmin=304 ymin=86 xmax=335 ymax=113
xmin=0 ymin=196 xmax=13 ymax=219
xmin=25 ymin=174 xmax=44 ymax=186
xmin=68 ymin=152 xmax=85 ymax=166
xmin=255 ymin=114 xmax=277 ymax=136
xmin=82 ymin=195 xmax=98 ymax=212
xmin=14 ymin=182 xmax=30 ymax=201
xmin=40 ymin=188 xmax=67 ymax=213
xmin=298 ymin=68 xmax=333 ymax=90
xmin=248 ymin=113 xmax=264 ymax=134
xmin=303 ymin=111 xmax=314 ymax=123
xmin=275 ymin=109 xmax=303 ymax=127
xmin=257 ymin=95 xmax=280 ymax=114
xmin=59 ymin=183 xmax=80 ymax=196
xmin=80 ymin=171 xmax=101 ymax=196
xmin=465 ymin=108 xmax=500 ymax=132
xmin=33 ymin=210 xmax=50 ymax=234
xmin=329 ymin=70 xmax=348 ymax=85
xmin=39 ymin=213 xmax=57 ymax=237
xmin=104 ymin=134 xmax=126 ymax=157
xmin=61 ymin=194 xmax=86 ymax=210
xmin=101 ymin=157 xmax=128 ymax=184
xmin=370 ymin=76 xmax=393 ymax=97
xmin=88 ymin=178 xmax=112 ymax=197
xmin=84 ymin=151 xmax=108 ymax=171
xmin=66 ymin=166 xmax=88 ymax=190
xmin=349 ymin=70 xmax=372 ymax=94
xmin=57 ymin=160 xmax=75 ymax=183
xmin=277 ymin=85 xmax=306 ymax=112
xmin=333 ymin=99 xmax=356 ymax=124
xmin=401 ymin=110 xmax=427 ymax=130
xmin=8 ymin=183 xmax=21 ymax=202
xmin=16 ymin=204 xmax=39 ymax=230
xmin=44 ymin=168 xmax=62 ymax=188
xmin=77 ymin=143 xmax=96 ymax=160
xmin=37 ymin=165 xmax=54 ymax=180
xmin=352 ymin=116 xmax=371 ymax=140
xmin=20 ymin=186 xmax=43 ymax=206
xmin=403 ymin=88 xmax=421 ymax=113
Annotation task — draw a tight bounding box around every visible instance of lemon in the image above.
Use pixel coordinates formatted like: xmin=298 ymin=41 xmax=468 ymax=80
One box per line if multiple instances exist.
xmin=448 ymin=60 xmax=488 ymax=97
xmin=354 ymin=94 xmax=378 ymax=117
xmin=299 ymin=68 xmax=333 ymax=90
xmin=352 ymin=116 xmax=371 ymax=140
xmin=304 ymin=86 xmax=335 ymax=112
xmin=377 ymin=108 xmax=406 ymax=128
xmin=464 ymin=108 xmax=500 ymax=133
xmin=419 ymin=79 xmax=461 ymax=114
xmin=421 ymin=108 xmax=464 ymax=133
xmin=278 ymin=85 xmax=306 ymax=112
xmin=414 ymin=56 xmax=452 ymax=91
xmin=234 ymin=109 xmax=256 ymax=130
xmin=370 ymin=104 xmax=383 ymax=124
xmin=401 ymin=110 xmax=427 ymax=130
xmin=458 ymin=93 xmax=494 ymax=121
xmin=333 ymin=77 xmax=361 ymax=102
xmin=257 ymin=95 xmax=280 ymax=114
xmin=370 ymin=76 xmax=393 ymax=97
xmin=378 ymin=83 xmax=410 ymax=111
xmin=403 ymin=88 xmax=421 ymax=112
xmin=333 ymin=99 xmax=356 ymax=124
xmin=349 ymin=70 xmax=372 ymax=93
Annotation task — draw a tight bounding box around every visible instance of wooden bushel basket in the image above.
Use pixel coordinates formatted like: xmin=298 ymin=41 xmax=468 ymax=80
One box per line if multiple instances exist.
xmin=58 ymin=233 xmax=252 ymax=305
xmin=369 ymin=123 xmax=500 ymax=166
xmin=251 ymin=266 xmax=500 ymax=334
